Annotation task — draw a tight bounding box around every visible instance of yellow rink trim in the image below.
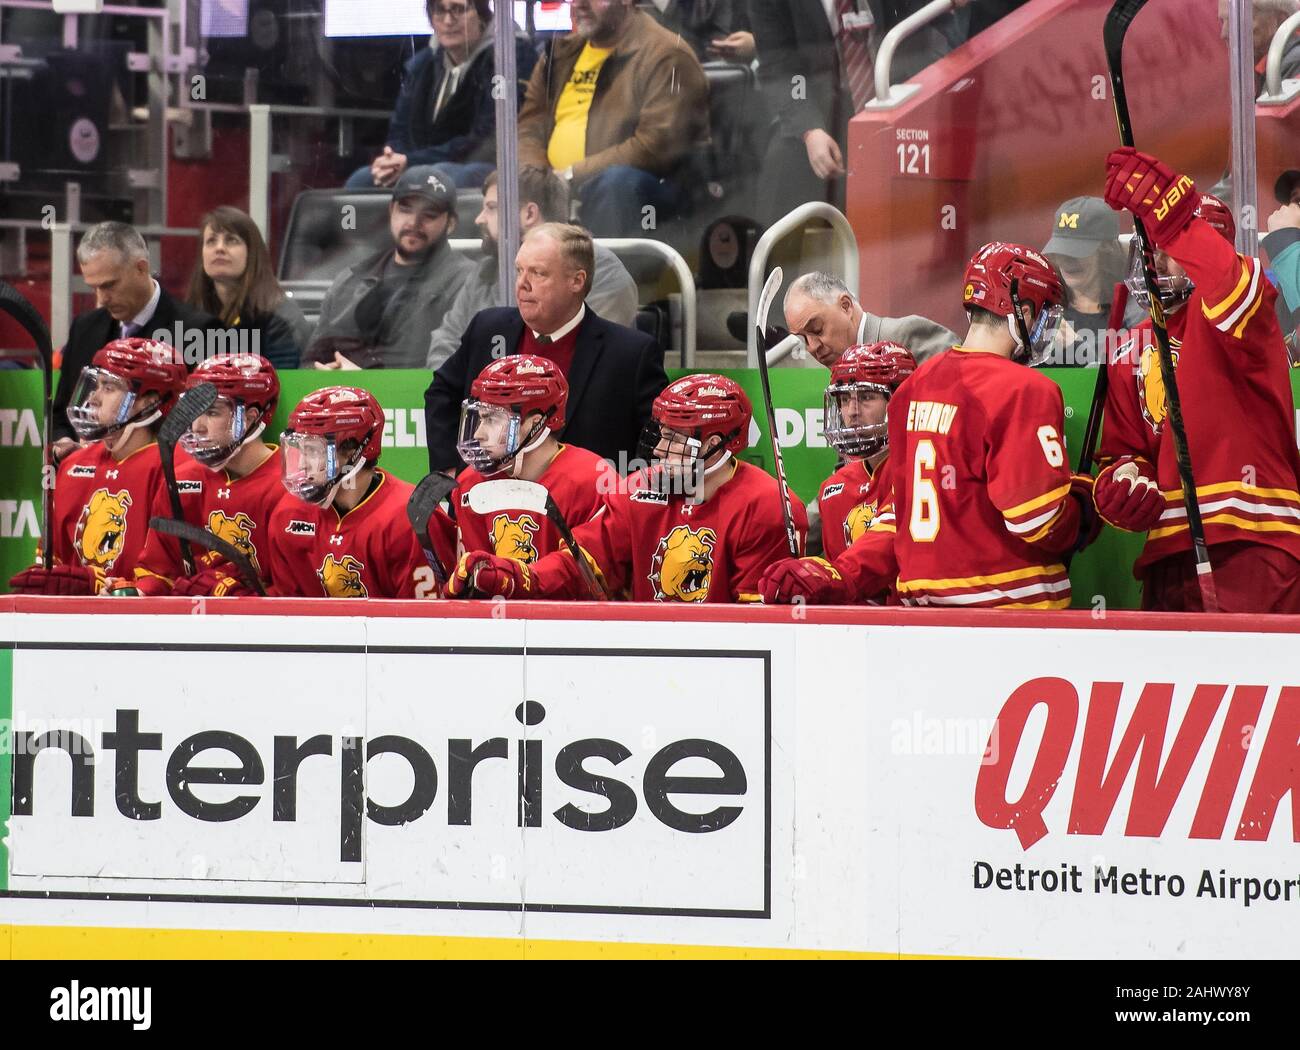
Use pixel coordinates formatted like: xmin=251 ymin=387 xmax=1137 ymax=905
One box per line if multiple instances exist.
xmin=2 ymin=924 xmax=932 ymax=960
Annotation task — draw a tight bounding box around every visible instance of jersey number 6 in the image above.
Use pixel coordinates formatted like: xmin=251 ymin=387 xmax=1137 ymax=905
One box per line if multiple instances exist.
xmin=910 ymin=439 xmax=940 ymax=542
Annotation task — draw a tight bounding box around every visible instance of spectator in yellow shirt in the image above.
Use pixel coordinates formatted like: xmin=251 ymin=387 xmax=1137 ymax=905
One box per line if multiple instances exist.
xmin=517 ymin=0 xmax=709 ymax=236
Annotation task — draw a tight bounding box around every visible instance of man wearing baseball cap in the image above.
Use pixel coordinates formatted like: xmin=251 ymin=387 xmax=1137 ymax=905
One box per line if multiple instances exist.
xmin=1043 ymin=196 xmax=1135 ymax=364
xmin=305 ymin=165 xmax=473 ymax=369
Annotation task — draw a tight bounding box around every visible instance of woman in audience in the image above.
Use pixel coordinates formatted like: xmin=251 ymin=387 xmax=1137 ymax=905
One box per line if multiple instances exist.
xmin=186 ymin=206 xmax=310 ymax=369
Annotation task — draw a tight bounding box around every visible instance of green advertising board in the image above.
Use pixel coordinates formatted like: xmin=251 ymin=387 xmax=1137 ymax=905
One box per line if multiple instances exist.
xmin=2 ymin=364 xmax=1279 ymax=609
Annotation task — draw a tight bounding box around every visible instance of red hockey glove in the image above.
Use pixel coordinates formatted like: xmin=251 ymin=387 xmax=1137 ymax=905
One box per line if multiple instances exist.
xmin=171 ymin=566 xmax=256 ymax=597
xmin=1093 ymin=456 xmax=1164 ymax=532
xmin=8 ymin=563 xmax=106 ymax=596
xmin=1104 ymin=147 xmax=1198 ymax=247
xmin=446 ymin=551 xmax=532 ymax=599
xmin=759 ymin=557 xmax=853 ymax=605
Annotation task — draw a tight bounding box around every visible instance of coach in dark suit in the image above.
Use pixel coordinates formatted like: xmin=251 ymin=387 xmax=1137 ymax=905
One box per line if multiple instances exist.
xmin=424 ymin=222 xmax=667 ymax=473
xmin=52 ymin=221 xmax=219 ymax=452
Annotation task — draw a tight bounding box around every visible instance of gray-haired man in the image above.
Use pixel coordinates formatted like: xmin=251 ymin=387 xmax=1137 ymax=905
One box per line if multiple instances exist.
xmin=52 ymin=221 xmax=219 ymax=456
xmin=783 ymin=271 xmax=957 ymax=368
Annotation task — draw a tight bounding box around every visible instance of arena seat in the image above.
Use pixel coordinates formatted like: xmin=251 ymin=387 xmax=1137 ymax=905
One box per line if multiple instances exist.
xmin=846 ymin=0 xmax=1231 ymax=334
xmin=277 ymin=188 xmax=393 ymax=282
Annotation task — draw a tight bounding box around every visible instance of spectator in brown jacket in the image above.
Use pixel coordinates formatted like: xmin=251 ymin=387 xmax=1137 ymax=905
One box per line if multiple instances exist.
xmin=517 ymin=0 xmax=709 ymax=236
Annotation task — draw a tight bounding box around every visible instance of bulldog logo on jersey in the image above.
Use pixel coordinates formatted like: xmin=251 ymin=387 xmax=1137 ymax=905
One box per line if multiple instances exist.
xmin=318 ymin=553 xmax=368 ymax=598
xmin=74 ymin=488 xmax=132 ymax=570
xmin=1137 ymin=342 xmax=1179 ymax=434
xmin=649 ymin=524 xmax=717 ymax=602
xmin=490 ymin=513 xmax=541 ymax=564
xmin=843 ymin=501 xmax=877 ymax=547
xmin=208 ymin=510 xmax=259 ymax=571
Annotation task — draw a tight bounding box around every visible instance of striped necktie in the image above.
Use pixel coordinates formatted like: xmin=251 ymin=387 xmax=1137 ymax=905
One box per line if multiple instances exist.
xmin=835 ymin=0 xmax=875 ymax=112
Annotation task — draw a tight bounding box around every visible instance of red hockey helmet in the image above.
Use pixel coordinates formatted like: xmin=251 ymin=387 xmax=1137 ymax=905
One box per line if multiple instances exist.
xmin=1195 ymin=193 xmax=1235 ymax=243
xmin=189 ymin=353 xmax=279 ymax=415
xmin=470 ymin=355 xmax=568 ymax=430
xmin=651 ymin=373 xmax=752 ymax=455
xmin=457 ymin=355 xmax=568 ymax=476
xmin=830 ymin=341 xmax=917 ymax=392
xmin=825 ymin=342 xmax=917 ymax=458
xmin=962 ymin=242 xmax=1065 ymax=366
xmin=66 ymin=337 xmax=187 ymax=441
xmin=281 ymin=386 xmax=385 ymax=506
xmin=179 ymin=354 xmax=280 ymax=469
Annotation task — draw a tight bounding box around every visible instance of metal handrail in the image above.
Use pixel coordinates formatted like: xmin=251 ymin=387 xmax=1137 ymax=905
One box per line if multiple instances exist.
xmin=1265 ymin=10 xmax=1300 ymax=98
xmin=599 ymin=239 xmax=696 ymax=367
xmin=765 ymin=334 xmax=805 ymax=367
xmin=872 ymin=0 xmax=955 ymax=106
xmin=746 ymin=202 xmax=860 ymax=366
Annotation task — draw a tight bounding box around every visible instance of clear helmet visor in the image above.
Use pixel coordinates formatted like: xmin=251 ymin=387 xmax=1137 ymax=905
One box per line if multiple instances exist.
xmin=179 ymin=396 xmax=258 ymax=469
xmin=1013 ymin=301 xmax=1066 ymax=368
xmin=282 ymin=431 xmax=345 ymax=506
xmin=456 ymin=400 xmax=524 ymax=476
xmin=1124 ymin=239 xmax=1192 ymax=312
xmin=66 ymin=367 xmax=139 ymax=441
xmin=824 ymin=383 xmax=890 ymax=458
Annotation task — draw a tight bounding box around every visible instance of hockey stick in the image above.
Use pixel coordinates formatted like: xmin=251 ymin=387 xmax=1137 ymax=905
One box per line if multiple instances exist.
xmin=1075 ymin=281 xmax=1129 ymax=477
xmin=754 ymin=266 xmax=800 ymax=557
xmin=1104 ymin=0 xmax=1218 ymax=612
xmin=468 ymin=478 xmax=608 ymax=600
xmin=406 ymin=472 xmax=457 ymax=587
xmin=0 ymin=281 xmax=55 ymax=569
xmin=157 ymin=382 xmax=218 ymax=577
xmin=149 ymin=515 xmax=268 ymax=596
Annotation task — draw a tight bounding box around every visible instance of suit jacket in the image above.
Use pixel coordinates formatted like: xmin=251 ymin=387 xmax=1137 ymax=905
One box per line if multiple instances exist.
xmin=750 ymin=0 xmax=841 ymax=141
xmin=53 ymin=287 xmax=219 ymax=443
xmin=424 ymin=305 xmax=668 ymax=472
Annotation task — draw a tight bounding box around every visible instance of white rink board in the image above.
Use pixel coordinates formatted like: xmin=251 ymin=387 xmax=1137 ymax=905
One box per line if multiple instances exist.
xmin=2 ymin=610 xmax=1298 ymax=957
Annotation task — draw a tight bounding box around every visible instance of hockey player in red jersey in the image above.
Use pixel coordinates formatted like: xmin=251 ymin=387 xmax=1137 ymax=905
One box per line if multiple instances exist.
xmin=9 ymin=338 xmax=185 ymax=595
xmin=451 ymin=355 xmax=611 ymax=565
xmin=129 ymin=354 xmax=285 ymax=596
xmin=447 ymin=374 xmax=808 ymax=602
xmin=761 ymin=242 xmax=1098 ymax=608
xmin=266 ymin=386 xmax=429 ymax=598
xmin=1095 ymin=148 xmax=1300 ymax=612
xmin=818 ymin=341 xmax=915 ymax=563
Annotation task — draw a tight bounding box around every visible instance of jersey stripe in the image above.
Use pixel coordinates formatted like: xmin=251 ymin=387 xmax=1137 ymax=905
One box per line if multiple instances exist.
xmin=1001 ymin=482 xmax=1072 ymax=520
xmin=898 ymin=562 xmax=1067 ymax=592
xmin=1202 ymin=257 xmax=1254 ymax=320
xmin=1214 ymin=260 xmax=1261 ymax=333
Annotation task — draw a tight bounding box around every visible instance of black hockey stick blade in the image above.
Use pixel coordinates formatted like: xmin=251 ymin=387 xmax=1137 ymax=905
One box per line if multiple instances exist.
xmin=0 ymin=281 xmax=56 ymax=567
xmin=158 ymin=382 xmax=218 ymax=576
xmin=1102 ymin=0 xmax=1217 ymax=611
xmin=149 ymin=515 xmax=267 ymax=596
xmin=754 ymin=267 xmax=800 ymax=557
xmin=406 ymin=472 xmax=457 ymax=586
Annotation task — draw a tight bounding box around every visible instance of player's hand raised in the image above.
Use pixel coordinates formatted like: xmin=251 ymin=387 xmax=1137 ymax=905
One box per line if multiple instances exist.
xmin=1093 ymin=456 xmax=1164 ymax=533
xmin=447 ymin=551 xmax=531 ymax=599
xmin=759 ymin=557 xmax=852 ymax=606
xmin=8 ymin=563 xmax=106 ymax=596
xmin=1103 ymin=147 xmax=1198 ymax=247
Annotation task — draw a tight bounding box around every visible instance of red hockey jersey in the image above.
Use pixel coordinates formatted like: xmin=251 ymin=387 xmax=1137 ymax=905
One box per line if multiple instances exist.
xmin=1100 ymin=219 xmax=1300 ymax=576
xmin=453 ymin=444 xmax=610 ymax=564
xmin=49 ymin=441 xmax=167 ymax=582
xmin=882 ymin=350 xmax=1082 ymax=609
xmin=818 ymin=455 xmax=891 ymax=562
xmin=524 ymin=460 xmax=808 ymax=602
xmin=134 ymin=446 xmax=286 ymax=593
xmin=265 ymin=471 xmax=429 ymax=598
